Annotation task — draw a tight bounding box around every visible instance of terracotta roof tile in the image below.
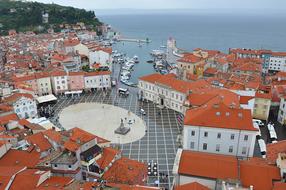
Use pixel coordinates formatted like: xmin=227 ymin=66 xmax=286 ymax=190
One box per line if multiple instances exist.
xmin=0 ymin=149 xmax=40 ymax=168
xmin=25 ymin=132 xmax=52 ymax=152
xmin=103 ymin=157 xmax=147 ymax=185
xmin=240 ymin=158 xmax=281 ymax=190
xmin=184 ymin=102 xmax=257 ymax=131
xmin=266 ymin=140 xmax=286 ymax=165
xmin=97 ymin=147 xmax=120 ymax=169
xmin=178 ymin=151 xmax=238 ymax=180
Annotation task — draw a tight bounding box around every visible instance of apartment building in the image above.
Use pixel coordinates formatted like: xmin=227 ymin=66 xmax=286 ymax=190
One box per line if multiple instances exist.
xmin=138 ymin=73 xmax=210 ymax=114
xmin=183 ymin=102 xmax=257 ymax=158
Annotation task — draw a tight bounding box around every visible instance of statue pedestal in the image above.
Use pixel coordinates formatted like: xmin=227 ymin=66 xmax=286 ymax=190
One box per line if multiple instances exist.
xmin=114 ymin=120 xmax=130 ymax=135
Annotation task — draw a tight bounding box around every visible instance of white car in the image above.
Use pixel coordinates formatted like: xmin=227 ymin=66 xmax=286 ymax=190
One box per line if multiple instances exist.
xmin=258 ymin=139 xmax=266 ymax=158
xmin=140 ymin=108 xmax=146 ymax=115
xmin=253 ymin=119 xmax=264 ymax=127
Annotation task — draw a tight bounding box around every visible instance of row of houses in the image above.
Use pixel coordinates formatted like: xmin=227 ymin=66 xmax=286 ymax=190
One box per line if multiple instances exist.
xmin=11 ymin=70 xmax=111 ymax=96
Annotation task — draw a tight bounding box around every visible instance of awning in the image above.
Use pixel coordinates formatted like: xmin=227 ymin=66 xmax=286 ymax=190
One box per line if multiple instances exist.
xmin=36 ymin=94 xmax=57 ymax=104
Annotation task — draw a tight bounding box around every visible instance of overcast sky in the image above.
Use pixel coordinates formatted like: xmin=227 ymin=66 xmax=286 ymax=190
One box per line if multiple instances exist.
xmin=30 ymin=0 xmax=286 ymax=10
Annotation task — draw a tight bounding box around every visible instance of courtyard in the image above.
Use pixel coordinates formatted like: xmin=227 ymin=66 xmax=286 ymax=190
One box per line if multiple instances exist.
xmin=59 ymin=102 xmax=146 ymax=144
xmin=50 ymin=87 xmax=181 ymax=189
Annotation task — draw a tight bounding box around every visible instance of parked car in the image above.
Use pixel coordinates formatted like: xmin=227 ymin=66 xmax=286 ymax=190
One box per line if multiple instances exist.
xmin=253 ymin=119 xmax=264 ymax=127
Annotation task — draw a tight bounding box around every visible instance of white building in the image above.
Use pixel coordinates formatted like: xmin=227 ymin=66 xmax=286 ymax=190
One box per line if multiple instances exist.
xmin=4 ymin=93 xmax=38 ymax=119
xmin=89 ymin=48 xmax=112 ymax=70
xmin=84 ymin=71 xmax=111 ymax=91
xmin=138 ymin=73 xmax=210 ymax=114
xmin=35 ymin=73 xmax=53 ymax=96
xmin=278 ymin=96 xmax=286 ymax=125
xmin=183 ymin=103 xmax=257 ymax=158
xmin=50 ymin=71 xmax=69 ymax=95
xmin=268 ymin=52 xmax=286 ymax=72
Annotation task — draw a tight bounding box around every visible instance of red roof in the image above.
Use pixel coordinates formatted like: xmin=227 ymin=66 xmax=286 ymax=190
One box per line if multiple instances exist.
xmin=0 ymin=149 xmax=40 ymax=168
xmin=0 ymin=113 xmax=18 ymax=125
xmin=240 ymin=158 xmax=281 ymax=190
xmin=97 ymin=147 xmax=120 ymax=169
xmin=25 ymin=132 xmax=52 ymax=152
xmin=9 ymin=169 xmax=49 ymax=190
xmin=239 ymin=96 xmax=254 ymax=104
xmin=178 ymin=151 xmax=238 ymax=180
xmin=43 ymin=129 xmax=62 ymax=144
xmin=36 ymin=176 xmax=74 ymax=190
xmin=84 ymin=71 xmax=111 ymax=76
xmin=178 ymin=53 xmax=202 ymax=63
xmin=175 ymin=182 xmax=210 ymax=190
xmin=273 ymin=182 xmax=286 ymax=190
xmin=64 ymin=39 xmax=80 ymax=47
xmin=139 ymin=73 xmax=210 ymax=94
xmin=266 ymin=140 xmax=286 ymax=164
xmin=4 ymin=93 xmax=34 ymax=103
xmin=184 ymin=102 xmax=257 ymax=131
xmin=102 ymin=157 xmax=147 ymax=185
xmin=272 ymin=52 xmax=286 ymax=57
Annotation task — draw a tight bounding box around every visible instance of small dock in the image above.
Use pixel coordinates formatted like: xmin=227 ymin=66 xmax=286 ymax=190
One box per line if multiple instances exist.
xmin=117 ymin=38 xmax=151 ymax=43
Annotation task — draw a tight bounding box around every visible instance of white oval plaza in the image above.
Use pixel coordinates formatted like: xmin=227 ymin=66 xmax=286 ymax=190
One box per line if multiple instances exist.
xmin=59 ymin=103 xmax=146 ymax=144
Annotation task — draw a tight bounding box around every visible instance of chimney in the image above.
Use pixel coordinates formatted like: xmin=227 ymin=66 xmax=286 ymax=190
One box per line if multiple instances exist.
xmin=250 ymin=185 xmax=253 ymax=190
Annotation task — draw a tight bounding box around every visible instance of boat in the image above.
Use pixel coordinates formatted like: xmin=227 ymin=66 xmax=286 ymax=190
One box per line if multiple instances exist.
xmin=147 ymin=60 xmax=154 ymax=64
xmin=160 ymin=45 xmax=167 ymax=48
xmin=133 ymin=55 xmax=139 ymax=63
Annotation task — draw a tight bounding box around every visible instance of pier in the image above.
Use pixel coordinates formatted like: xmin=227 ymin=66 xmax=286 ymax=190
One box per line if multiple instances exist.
xmin=117 ymin=38 xmax=151 ymax=43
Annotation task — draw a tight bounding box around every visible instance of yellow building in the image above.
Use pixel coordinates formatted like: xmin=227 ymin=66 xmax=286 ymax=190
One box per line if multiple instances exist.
xmin=253 ymin=92 xmax=271 ymax=121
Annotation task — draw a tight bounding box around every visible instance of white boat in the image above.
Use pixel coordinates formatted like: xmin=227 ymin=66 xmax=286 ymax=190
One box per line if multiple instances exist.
xmin=133 ymin=55 xmax=139 ymax=63
xmin=160 ymin=45 xmax=167 ymax=48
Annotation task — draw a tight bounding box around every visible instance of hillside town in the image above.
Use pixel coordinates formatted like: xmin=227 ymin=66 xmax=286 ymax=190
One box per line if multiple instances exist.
xmin=1 ymin=25 xmax=286 ymax=190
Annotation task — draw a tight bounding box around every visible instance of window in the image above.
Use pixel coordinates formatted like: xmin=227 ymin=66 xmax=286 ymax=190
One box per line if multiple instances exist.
xmin=217 ymin=133 xmax=221 ymax=139
xmin=54 ymin=164 xmax=58 ymax=168
xmin=216 ymin=144 xmax=220 ymax=152
xmin=229 ymin=146 xmax=233 ymax=153
xmin=204 ymin=132 xmax=208 ymax=137
xmin=190 ymin=142 xmax=195 ymax=149
xmin=242 ymin=147 xmax=247 ymax=155
xmin=191 ymin=131 xmax=195 ymax=136
xmin=244 ymin=135 xmax=249 ymax=141
xmin=203 ymin=143 xmax=208 ymax=150
xmin=230 ymin=134 xmax=235 ymax=140
xmin=68 ymin=165 xmax=72 ymax=168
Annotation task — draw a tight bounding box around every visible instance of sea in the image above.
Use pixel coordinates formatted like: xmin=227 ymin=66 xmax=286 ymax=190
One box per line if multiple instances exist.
xmin=96 ymin=10 xmax=286 ymax=83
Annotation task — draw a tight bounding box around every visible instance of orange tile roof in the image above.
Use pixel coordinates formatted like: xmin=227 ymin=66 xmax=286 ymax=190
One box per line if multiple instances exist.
xmin=9 ymin=169 xmax=49 ymax=190
xmin=239 ymin=96 xmax=254 ymax=104
xmin=204 ymin=68 xmax=218 ymax=75
xmin=0 ymin=149 xmax=40 ymax=168
xmin=240 ymin=158 xmax=281 ymax=190
xmin=266 ymin=140 xmax=286 ymax=165
xmin=139 ymin=73 xmax=210 ymax=94
xmin=36 ymin=176 xmax=74 ymax=190
xmin=174 ymin=182 xmax=210 ymax=190
xmin=103 ymin=157 xmax=147 ymax=185
xmin=273 ymin=182 xmax=286 ymax=190
xmin=64 ymin=39 xmax=80 ymax=47
xmin=97 ymin=147 xmax=120 ymax=169
xmin=255 ymin=91 xmax=272 ymax=100
xmin=178 ymin=151 xmax=239 ymax=180
xmin=178 ymin=53 xmax=202 ymax=63
xmin=4 ymin=93 xmax=34 ymax=103
xmin=43 ymin=129 xmax=62 ymax=144
xmin=188 ymin=88 xmax=239 ymax=108
xmin=184 ymin=102 xmax=257 ymax=131
xmin=69 ymin=127 xmax=96 ymax=144
xmin=84 ymin=71 xmax=111 ymax=76
xmin=25 ymin=132 xmax=52 ymax=152
xmin=0 ymin=113 xmax=18 ymax=125
xmin=64 ymin=140 xmax=80 ymax=152
xmin=272 ymin=52 xmax=286 ymax=57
